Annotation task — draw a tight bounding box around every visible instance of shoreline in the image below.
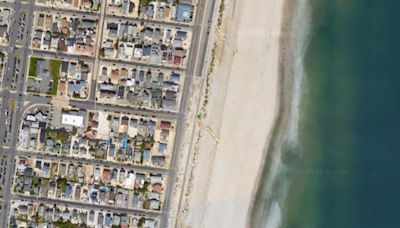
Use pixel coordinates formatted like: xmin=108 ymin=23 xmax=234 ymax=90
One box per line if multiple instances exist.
xmin=249 ymin=0 xmax=305 ymax=226
xmin=179 ymin=0 xmax=289 ymax=227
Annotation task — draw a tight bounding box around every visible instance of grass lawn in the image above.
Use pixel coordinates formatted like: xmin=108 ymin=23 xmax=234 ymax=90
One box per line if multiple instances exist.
xmin=139 ymin=0 xmax=152 ymax=7
xmin=47 ymin=128 xmax=69 ymax=144
xmin=28 ymin=57 xmax=39 ymax=77
xmin=56 ymin=178 xmax=67 ymax=192
xmin=49 ymin=59 xmax=61 ymax=95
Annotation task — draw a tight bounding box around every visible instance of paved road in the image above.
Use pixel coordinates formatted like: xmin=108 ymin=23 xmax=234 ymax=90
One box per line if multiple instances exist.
xmin=160 ymin=0 xmax=219 ymax=227
xmin=34 ymin=5 xmax=99 ymax=17
xmin=25 ymin=94 xmax=177 ymax=120
xmin=19 ymin=150 xmax=169 ymax=175
xmin=32 ymin=48 xmax=185 ymax=71
xmin=32 ymin=49 xmax=95 ymax=61
xmin=0 ymin=2 xmax=10 ymax=8
xmin=0 ymin=1 xmax=193 ymax=28
xmin=88 ymin=0 xmax=107 ymax=102
xmin=71 ymin=99 xmax=178 ymax=120
xmin=0 ymin=0 xmax=23 ymax=149
xmin=105 ymin=14 xmax=193 ymax=29
xmin=0 ymin=1 xmax=97 ymax=17
xmin=12 ymin=194 xmax=161 ymax=218
xmin=171 ymin=0 xmax=221 ymax=226
xmin=100 ymin=57 xmax=186 ymax=72
xmin=0 ymin=0 xmax=35 ymax=226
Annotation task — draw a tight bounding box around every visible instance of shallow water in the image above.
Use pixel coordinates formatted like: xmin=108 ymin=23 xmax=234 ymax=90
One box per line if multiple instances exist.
xmin=253 ymin=0 xmax=400 ymax=227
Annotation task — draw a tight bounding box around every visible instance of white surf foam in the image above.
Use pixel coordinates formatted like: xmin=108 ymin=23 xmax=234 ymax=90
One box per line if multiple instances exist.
xmin=260 ymin=0 xmax=312 ymax=227
xmin=265 ymin=202 xmax=282 ymax=228
xmin=286 ymin=0 xmax=312 ymax=146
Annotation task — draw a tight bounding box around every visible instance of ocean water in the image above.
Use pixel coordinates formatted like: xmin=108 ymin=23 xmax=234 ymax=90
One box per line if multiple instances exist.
xmin=252 ymin=0 xmax=400 ymax=227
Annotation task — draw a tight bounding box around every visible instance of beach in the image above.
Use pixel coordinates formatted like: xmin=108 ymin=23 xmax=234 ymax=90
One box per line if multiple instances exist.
xmin=176 ymin=0 xmax=287 ymax=227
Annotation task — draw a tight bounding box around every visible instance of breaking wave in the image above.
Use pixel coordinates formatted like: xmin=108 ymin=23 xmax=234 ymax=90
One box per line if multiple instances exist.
xmin=257 ymin=0 xmax=312 ymax=227
xmin=265 ymin=202 xmax=282 ymax=228
xmin=287 ymin=0 xmax=312 ymax=146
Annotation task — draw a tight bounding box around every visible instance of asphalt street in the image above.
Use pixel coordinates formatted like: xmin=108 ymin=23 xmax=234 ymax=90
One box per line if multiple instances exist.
xmin=0 ymin=0 xmax=35 ymax=226
xmin=18 ymin=150 xmax=169 ymax=175
xmin=13 ymin=194 xmax=161 ymax=218
xmin=160 ymin=0 xmax=219 ymax=226
xmin=25 ymin=95 xmax=177 ymax=120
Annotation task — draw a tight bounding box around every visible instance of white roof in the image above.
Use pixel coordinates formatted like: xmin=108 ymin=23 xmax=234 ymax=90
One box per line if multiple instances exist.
xmin=150 ymin=175 xmax=163 ymax=184
xmin=61 ymin=114 xmax=84 ymax=127
xmin=26 ymin=114 xmax=36 ymax=122
xmin=134 ymin=48 xmax=143 ymax=58
xmin=123 ymin=173 xmax=135 ymax=189
xmin=126 ymin=45 xmax=134 ymax=56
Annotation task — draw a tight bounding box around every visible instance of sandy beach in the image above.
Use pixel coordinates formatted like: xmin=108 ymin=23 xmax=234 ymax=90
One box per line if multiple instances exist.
xmin=174 ymin=0 xmax=288 ymax=227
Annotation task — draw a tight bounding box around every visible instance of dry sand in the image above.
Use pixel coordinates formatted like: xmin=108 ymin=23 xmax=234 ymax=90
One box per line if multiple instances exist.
xmin=175 ymin=0 xmax=287 ymax=227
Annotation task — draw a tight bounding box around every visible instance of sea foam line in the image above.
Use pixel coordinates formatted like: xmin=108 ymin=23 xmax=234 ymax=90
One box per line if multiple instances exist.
xmin=265 ymin=202 xmax=282 ymax=228
xmin=261 ymin=0 xmax=312 ymax=227
xmin=287 ymin=0 xmax=312 ymax=146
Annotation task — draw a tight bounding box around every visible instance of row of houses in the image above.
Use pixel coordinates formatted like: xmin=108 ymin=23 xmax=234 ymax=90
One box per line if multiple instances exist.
xmin=10 ymin=201 xmax=157 ymax=228
xmin=0 ymin=51 xmax=6 ymax=88
xmin=139 ymin=0 xmax=194 ymax=22
xmin=37 ymin=0 xmax=101 ymax=12
xmin=0 ymin=7 xmax=11 ymax=44
xmin=97 ymin=64 xmax=183 ymax=110
xmin=18 ymin=107 xmax=86 ymax=152
xmin=19 ymin=106 xmax=175 ymax=168
xmin=81 ymin=111 xmax=175 ymax=167
xmin=102 ymin=20 xmax=191 ymax=66
xmin=14 ymin=157 xmax=165 ymax=211
xmin=26 ymin=56 xmax=92 ymax=98
xmin=32 ymin=13 xmax=98 ymax=56
xmin=108 ymin=0 xmax=194 ymax=23
xmin=107 ymin=0 xmax=138 ymax=16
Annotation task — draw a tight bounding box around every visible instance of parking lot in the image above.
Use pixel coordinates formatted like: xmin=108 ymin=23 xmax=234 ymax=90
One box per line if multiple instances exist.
xmin=0 ymin=155 xmax=8 ymax=191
